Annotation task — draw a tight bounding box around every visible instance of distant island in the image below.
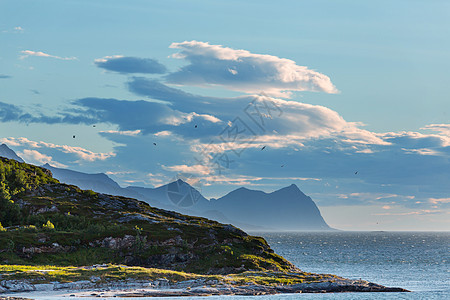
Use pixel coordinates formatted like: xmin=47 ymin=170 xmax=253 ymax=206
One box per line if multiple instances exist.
xmin=0 ymin=155 xmax=409 ymax=296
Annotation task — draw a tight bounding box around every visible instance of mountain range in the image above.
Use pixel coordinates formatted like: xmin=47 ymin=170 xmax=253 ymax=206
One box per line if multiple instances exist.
xmin=0 ymin=144 xmax=333 ymax=231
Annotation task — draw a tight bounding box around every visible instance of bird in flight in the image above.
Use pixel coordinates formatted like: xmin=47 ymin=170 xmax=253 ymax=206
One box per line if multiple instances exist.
xmin=73 ymin=135 xmax=75 ymax=139
xmin=195 ymin=125 xmax=198 ymax=128
xmin=355 ymin=171 xmax=358 ymax=175
xmin=261 ymin=146 xmax=266 ymax=150
xmin=281 ymin=165 xmax=284 ymax=168
xmin=153 ymin=142 xmax=157 ymax=146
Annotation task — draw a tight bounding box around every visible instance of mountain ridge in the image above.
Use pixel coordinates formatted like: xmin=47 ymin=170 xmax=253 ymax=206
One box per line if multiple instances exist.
xmin=0 ymin=146 xmax=333 ymax=231
xmin=0 ymin=144 xmax=24 ymax=163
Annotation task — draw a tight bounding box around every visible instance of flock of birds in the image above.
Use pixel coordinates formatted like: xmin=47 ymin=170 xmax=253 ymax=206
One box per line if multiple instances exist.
xmin=73 ymin=123 xmax=359 ymax=174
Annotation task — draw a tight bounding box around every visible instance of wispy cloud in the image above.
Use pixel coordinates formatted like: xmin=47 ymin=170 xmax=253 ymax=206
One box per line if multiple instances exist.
xmin=402 ymin=148 xmax=442 ymax=156
xmin=373 ymin=209 xmax=443 ymax=216
xmin=422 ymin=124 xmax=450 ymax=137
xmin=0 ymin=137 xmax=114 ymax=162
xmin=162 ymin=164 xmax=211 ymax=175
xmin=105 ymin=170 xmax=135 ymax=175
xmin=20 ymin=50 xmax=77 ymax=60
xmin=100 ymin=130 xmax=142 ymax=136
xmin=0 ymin=75 xmax=12 ymax=79
xmin=429 ymin=197 xmax=450 ymax=204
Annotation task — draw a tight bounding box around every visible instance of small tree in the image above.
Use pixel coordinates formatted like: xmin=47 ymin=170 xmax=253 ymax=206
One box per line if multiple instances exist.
xmin=134 ymin=225 xmax=147 ymax=253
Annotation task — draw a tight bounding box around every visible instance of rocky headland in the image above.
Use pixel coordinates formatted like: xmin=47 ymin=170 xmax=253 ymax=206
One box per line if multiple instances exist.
xmin=0 ymin=157 xmax=409 ymax=297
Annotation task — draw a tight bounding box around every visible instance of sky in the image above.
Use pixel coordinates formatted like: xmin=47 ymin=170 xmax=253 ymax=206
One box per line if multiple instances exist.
xmin=0 ymin=0 xmax=449 ymax=231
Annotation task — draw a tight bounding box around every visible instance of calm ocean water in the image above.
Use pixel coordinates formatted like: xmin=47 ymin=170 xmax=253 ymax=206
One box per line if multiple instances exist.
xmin=257 ymin=231 xmax=450 ymax=299
xmin=7 ymin=231 xmax=449 ymax=299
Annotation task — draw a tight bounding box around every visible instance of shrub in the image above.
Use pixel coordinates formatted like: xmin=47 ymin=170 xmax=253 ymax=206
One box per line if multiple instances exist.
xmin=43 ymin=220 xmax=55 ymax=230
xmin=0 ymin=222 xmax=6 ymax=232
xmin=83 ymin=190 xmax=97 ymax=197
xmin=22 ymin=225 xmax=38 ymax=232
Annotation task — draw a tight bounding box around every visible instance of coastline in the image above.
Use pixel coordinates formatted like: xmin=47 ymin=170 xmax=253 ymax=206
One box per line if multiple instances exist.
xmin=0 ymin=266 xmax=409 ymax=298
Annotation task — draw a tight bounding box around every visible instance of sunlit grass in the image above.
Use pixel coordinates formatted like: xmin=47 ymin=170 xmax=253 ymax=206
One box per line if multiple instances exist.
xmin=0 ymin=264 xmax=325 ymax=286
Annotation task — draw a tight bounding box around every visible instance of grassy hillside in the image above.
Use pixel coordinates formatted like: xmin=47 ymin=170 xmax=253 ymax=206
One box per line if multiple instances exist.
xmin=0 ymin=157 xmax=297 ymax=275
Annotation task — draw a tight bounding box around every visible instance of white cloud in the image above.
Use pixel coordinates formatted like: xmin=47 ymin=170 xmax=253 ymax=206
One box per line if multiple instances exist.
xmin=105 ymin=171 xmax=134 ymax=175
xmin=402 ymin=148 xmax=441 ymax=156
xmin=161 ymin=111 xmax=221 ymax=126
xmin=14 ymin=26 xmax=24 ymax=32
xmin=18 ymin=149 xmax=68 ymax=168
xmin=355 ymin=148 xmax=374 ymax=154
xmin=145 ymin=173 xmax=167 ymax=186
xmin=335 ymin=192 xmax=415 ymax=202
xmin=421 ymin=124 xmax=450 ymax=137
xmin=373 ymin=209 xmax=442 ymax=216
xmin=162 ymin=164 xmax=211 ymax=175
xmin=168 ymin=41 xmax=338 ymax=97
xmin=100 ymin=130 xmax=141 ymax=136
xmin=429 ymin=197 xmax=450 ymax=204
xmin=186 ymin=94 xmax=389 ymax=158
xmin=20 ymin=50 xmax=77 ymax=60
xmin=201 ymin=174 xmax=321 ymax=186
xmin=154 ymin=131 xmax=172 ymax=137
xmin=94 ymin=55 xmax=124 ymax=63
xmin=0 ymin=137 xmax=115 ymax=162
xmin=381 ymin=130 xmax=450 ymax=147
xmin=188 ymin=112 xmax=221 ymax=123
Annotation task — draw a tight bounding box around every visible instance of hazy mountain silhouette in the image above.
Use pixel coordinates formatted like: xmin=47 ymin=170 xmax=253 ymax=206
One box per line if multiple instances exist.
xmin=2 ymin=144 xmax=333 ymax=231
xmin=0 ymin=144 xmax=24 ymax=162
xmin=127 ymin=179 xmax=208 ymax=208
xmin=206 ymin=185 xmax=331 ymax=230
xmin=42 ymin=163 xmax=145 ymax=201
xmin=129 ymin=180 xmax=332 ymax=231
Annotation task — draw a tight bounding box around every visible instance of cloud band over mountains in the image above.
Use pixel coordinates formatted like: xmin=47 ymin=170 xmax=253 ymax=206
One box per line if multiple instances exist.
xmin=1 ymin=41 xmax=449 ymax=215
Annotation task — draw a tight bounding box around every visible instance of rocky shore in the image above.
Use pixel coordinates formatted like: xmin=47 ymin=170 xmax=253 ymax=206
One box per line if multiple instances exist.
xmin=0 ymin=276 xmax=409 ymax=298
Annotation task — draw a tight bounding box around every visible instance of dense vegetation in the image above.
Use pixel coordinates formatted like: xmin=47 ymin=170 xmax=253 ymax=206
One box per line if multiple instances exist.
xmin=0 ymin=157 xmax=298 ymax=275
xmin=0 ymin=158 xmax=58 ymax=226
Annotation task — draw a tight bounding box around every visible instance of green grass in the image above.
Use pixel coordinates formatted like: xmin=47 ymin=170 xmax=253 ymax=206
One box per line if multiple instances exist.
xmin=0 ymin=264 xmax=327 ymax=286
xmin=0 ymin=264 xmax=202 ymax=284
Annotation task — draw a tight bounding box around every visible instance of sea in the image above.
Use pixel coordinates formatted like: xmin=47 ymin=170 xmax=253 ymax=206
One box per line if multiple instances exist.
xmin=7 ymin=231 xmax=449 ymax=300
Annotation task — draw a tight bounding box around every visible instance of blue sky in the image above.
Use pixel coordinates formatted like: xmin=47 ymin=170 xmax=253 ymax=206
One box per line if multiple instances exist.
xmin=1 ymin=0 xmax=449 ymax=230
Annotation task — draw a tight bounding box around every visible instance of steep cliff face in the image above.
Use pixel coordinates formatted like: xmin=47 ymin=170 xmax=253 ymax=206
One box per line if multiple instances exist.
xmin=0 ymin=157 xmax=297 ymax=275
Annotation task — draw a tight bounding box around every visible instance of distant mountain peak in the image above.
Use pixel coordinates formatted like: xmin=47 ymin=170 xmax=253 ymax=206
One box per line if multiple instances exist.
xmin=214 ymin=183 xmax=332 ymax=231
xmin=0 ymin=144 xmax=24 ymax=163
xmin=236 ymin=187 xmax=250 ymax=191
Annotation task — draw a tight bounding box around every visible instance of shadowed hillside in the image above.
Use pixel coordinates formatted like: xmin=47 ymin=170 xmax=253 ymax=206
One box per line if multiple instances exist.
xmin=0 ymin=157 xmax=298 ymax=275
